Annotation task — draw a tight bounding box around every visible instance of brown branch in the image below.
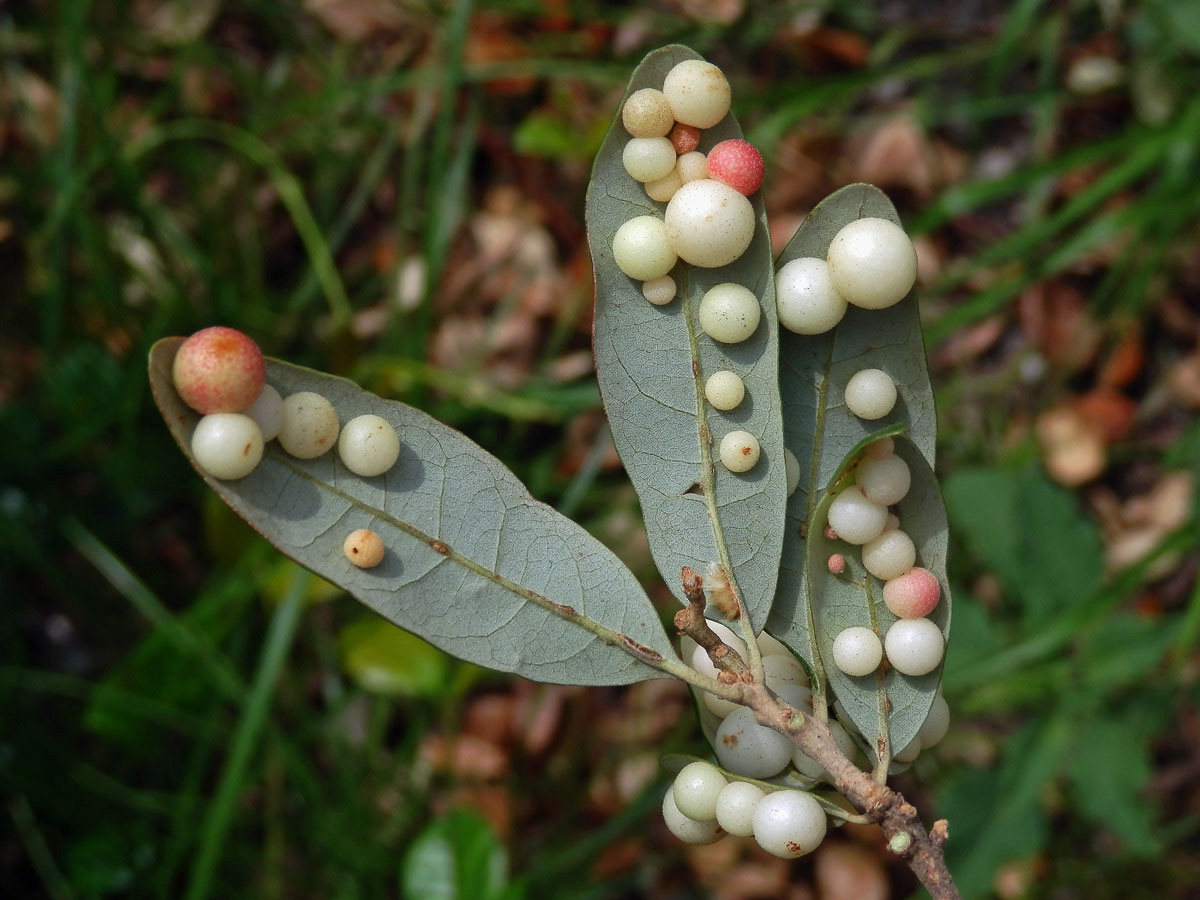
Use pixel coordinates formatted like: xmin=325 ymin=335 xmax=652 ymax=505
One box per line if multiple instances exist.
xmin=670 ymin=570 xmax=959 ymax=897
xmin=742 ymin=682 xmax=961 ymax=899
xmin=673 ymin=566 xmax=750 ymax=681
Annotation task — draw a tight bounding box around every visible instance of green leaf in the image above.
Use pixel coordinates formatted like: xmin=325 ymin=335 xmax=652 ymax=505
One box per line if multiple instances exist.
xmin=940 ymin=716 xmax=1071 ymax=899
xmin=586 ymin=44 xmax=787 ymax=630
xmin=401 ymin=811 xmax=514 ymax=900
xmin=338 ymin=616 xmax=450 ymax=698
xmin=1067 ymin=709 xmax=1161 ymax=856
xmin=805 ymin=437 xmax=950 ymax=756
xmin=763 ymin=184 xmax=942 ymax=755
xmin=942 ymin=468 xmax=1021 ymax=586
xmin=941 ymin=593 xmax=1000 ymax=688
xmin=149 ymin=338 xmax=674 ymax=687
xmin=945 ymin=465 xmax=1103 ymax=622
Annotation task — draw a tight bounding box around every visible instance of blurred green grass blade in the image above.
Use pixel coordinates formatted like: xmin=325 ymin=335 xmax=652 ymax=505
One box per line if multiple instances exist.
xmin=947 ymin=524 xmax=1197 ymax=692
xmin=925 ymin=189 xmax=1165 ymax=344
xmin=0 ymin=667 xmax=217 ymax=737
xmin=518 ymin=779 xmax=663 ymax=894
xmin=127 ymin=119 xmax=352 ymax=327
xmin=62 ymin=519 xmax=246 ymax=701
xmin=71 ymin=762 xmax=178 ymax=818
xmin=749 ymin=45 xmax=989 ymax=150
xmin=156 ymin=736 xmax=224 ymax=897
xmin=934 ymin=140 xmax=1162 ymax=295
xmin=427 ymin=0 xmax=473 ymax=207
xmin=555 ymin=424 xmax=610 ymax=520
xmin=287 ymin=120 xmax=402 ymax=318
xmin=418 ymin=0 xmax=476 ymax=330
xmin=942 ymin=715 xmax=1071 ymax=897
xmin=1173 ymin=554 xmax=1200 ymax=663
xmin=912 ymin=128 xmax=1146 ymax=233
xmin=985 ymin=0 xmax=1048 ymax=97
xmin=426 ymin=90 xmax=481 ymax=291
xmin=355 ymin=357 xmax=600 ymax=422
xmin=8 ymin=795 xmax=75 ymax=900
xmin=184 ymin=573 xmax=307 ymax=900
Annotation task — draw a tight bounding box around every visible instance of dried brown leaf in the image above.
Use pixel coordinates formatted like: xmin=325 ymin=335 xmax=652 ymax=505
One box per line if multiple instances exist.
xmin=814 ymin=841 xmax=890 ymax=900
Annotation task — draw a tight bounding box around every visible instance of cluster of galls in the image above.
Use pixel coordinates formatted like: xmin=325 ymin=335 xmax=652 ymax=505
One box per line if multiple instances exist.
xmin=172 ymin=326 xmax=400 ymax=569
xmin=611 ymin=58 xmax=774 ymax=477
xmin=824 ymin=436 xmax=946 ymax=685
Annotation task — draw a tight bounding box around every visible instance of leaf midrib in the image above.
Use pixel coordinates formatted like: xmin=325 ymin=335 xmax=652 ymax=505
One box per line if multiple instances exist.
xmin=679 ymin=271 xmax=740 ymax=602
xmin=274 ymin=454 xmax=663 ymax=658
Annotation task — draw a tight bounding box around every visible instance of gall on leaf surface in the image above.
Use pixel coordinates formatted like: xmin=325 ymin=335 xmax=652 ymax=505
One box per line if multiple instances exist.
xmin=806 ymin=437 xmax=950 ymax=757
xmin=762 ymin=184 xmax=947 ymax=757
xmin=586 ymin=44 xmax=786 ymax=631
xmin=149 ymin=338 xmax=674 ymax=687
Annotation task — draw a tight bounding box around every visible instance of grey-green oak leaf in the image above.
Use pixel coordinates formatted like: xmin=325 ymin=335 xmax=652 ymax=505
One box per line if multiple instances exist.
xmin=807 ymin=437 xmax=950 ymax=757
xmin=763 ymin=184 xmax=945 ymax=756
xmin=149 ymin=338 xmax=674 ymax=687
xmin=586 ymin=44 xmax=786 ymax=631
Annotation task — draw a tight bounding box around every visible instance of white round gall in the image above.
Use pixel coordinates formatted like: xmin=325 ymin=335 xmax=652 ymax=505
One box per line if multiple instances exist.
xmin=699 ymin=283 xmax=760 ymax=343
xmin=884 ymin=618 xmax=945 ymax=676
xmin=894 ymin=736 xmax=922 ymax=764
xmin=612 ymin=216 xmax=677 ymax=281
xmin=826 ymin=485 xmax=888 ymax=545
xmin=861 ymin=528 xmax=917 ymax=581
xmin=756 ymin=630 xmax=790 ymax=658
xmin=244 ymin=383 xmax=283 ymax=443
xmin=844 ymin=368 xmax=898 ymax=420
xmin=714 ymin=781 xmax=764 ymax=837
xmin=917 ymin=694 xmax=951 ymax=748
xmin=826 ymin=217 xmax=917 ymax=310
xmin=622 ymin=137 xmax=677 ymax=183
xmin=343 ymin=528 xmax=385 ymax=568
xmin=719 ymin=430 xmax=760 ymax=473
xmin=675 ymin=151 xmax=708 ymax=184
xmin=642 ymin=275 xmax=677 ymax=306
xmin=784 ymin=448 xmax=800 ymax=497
xmin=763 ymin=652 xmax=809 ymax=689
xmin=662 ymin=59 xmax=731 ymax=129
xmin=752 ymin=790 xmax=827 ymax=859
xmin=832 ymin=626 xmax=883 ymax=676
xmin=775 ymin=257 xmax=848 ymax=335
xmin=662 ymin=788 xmax=724 ymax=845
xmin=278 ymin=392 xmax=340 ymax=459
xmin=664 ymin=180 xmax=756 ymax=268
xmin=644 ymin=167 xmax=683 ymax=203
xmin=866 ymin=436 xmax=895 ymax=459
xmin=714 ymin=707 xmax=792 ymax=778
xmin=705 ymin=370 xmax=745 ymax=411
xmin=673 ymin=761 xmax=728 ymax=822
xmin=858 ymin=454 xmax=911 ymax=506
xmin=338 ymin=414 xmax=401 ymax=477
xmin=192 ymin=413 xmax=264 ymax=480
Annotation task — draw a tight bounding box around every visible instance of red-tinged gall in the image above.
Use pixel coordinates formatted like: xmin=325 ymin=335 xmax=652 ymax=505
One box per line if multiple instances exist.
xmin=883 ymin=567 xmax=941 ymax=619
xmin=706 ymin=139 xmax=765 ymax=196
xmin=173 ymin=326 xmax=266 ymax=414
xmin=827 ymin=553 xmax=846 ymax=574
xmin=669 ymin=122 xmax=700 ymax=155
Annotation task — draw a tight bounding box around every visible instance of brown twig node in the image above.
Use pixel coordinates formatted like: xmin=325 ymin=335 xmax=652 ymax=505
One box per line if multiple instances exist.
xmin=675 ymin=567 xmax=747 ymax=678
